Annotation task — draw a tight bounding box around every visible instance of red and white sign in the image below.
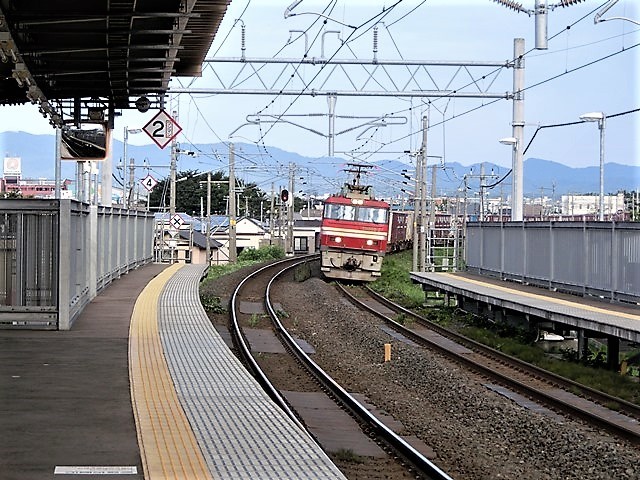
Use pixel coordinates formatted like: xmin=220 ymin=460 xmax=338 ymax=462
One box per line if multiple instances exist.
xmin=143 ymin=110 xmax=182 ymax=149
xmin=140 ymin=174 xmax=158 ymax=192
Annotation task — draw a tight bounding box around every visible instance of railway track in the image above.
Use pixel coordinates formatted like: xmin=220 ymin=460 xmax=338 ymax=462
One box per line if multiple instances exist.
xmin=337 ymin=283 xmax=640 ymax=445
xmin=229 ymin=256 xmax=453 ymax=480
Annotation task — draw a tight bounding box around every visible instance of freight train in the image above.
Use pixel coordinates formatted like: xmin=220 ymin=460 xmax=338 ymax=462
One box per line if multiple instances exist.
xmin=319 ymin=168 xmax=413 ymax=282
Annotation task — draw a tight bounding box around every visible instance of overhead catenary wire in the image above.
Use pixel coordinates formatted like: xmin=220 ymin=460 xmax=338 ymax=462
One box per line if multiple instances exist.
xmin=171 ymin=1 xmax=635 ymax=200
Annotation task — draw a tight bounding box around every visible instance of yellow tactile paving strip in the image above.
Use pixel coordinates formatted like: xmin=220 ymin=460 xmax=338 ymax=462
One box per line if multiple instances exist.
xmin=439 ymin=272 xmax=640 ymax=322
xmin=128 ymin=263 xmax=212 ymax=480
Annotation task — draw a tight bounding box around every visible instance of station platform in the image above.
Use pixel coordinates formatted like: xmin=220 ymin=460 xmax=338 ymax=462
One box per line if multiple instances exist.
xmin=1 ymin=262 xmax=345 ymax=480
xmin=410 ymin=271 xmax=640 ymax=344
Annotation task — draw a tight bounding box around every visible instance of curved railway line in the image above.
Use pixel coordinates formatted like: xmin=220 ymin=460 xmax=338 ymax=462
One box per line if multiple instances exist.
xmin=337 ymin=283 xmax=640 ymax=444
xmin=229 ymin=256 xmax=452 ymax=480
xmin=201 ymin=258 xmax=640 ymax=478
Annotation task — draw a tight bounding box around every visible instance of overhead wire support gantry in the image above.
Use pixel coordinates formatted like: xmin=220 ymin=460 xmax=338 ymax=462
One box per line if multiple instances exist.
xmin=170 ymin=56 xmax=514 ymax=99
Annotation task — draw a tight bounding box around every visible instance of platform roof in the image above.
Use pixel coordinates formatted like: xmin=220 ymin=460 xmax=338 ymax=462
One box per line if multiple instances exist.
xmin=0 ymin=0 xmax=230 ymax=111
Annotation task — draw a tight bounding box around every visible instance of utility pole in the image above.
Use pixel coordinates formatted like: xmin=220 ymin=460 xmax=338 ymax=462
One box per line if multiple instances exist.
xmin=480 ymin=163 xmax=485 ymax=222
xmin=229 ymin=143 xmax=237 ymax=263
xmin=128 ymin=157 xmax=135 ymax=208
xmin=453 ymin=188 xmax=460 ymax=272
xmin=419 ymin=116 xmax=428 ymax=272
xmin=123 ymin=126 xmax=129 ymax=206
xmin=169 ymin=112 xmax=178 ymax=217
xmin=428 ymin=163 xmax=437 ymax=271
xmin=287 ymin=163 xmax=295 ymax=255
xmin=467 ymin=165 xmax=498 ymax=222
xmin=206 ymin=171 xmax=211 ymax=267
xmin=412 ymin=152 xmax=421 ymax=272
xmin=463 ymin=174 xmax=468 ymax=252
xmin=270 ymin=182 xmax=275 ymax=244
xmin=278 ymin=187 xmax=283 ymax=243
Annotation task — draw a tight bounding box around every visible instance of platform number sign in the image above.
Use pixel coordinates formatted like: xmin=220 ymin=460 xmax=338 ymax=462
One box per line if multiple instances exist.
xmin=143 ymin=110 xmax=182 ymax=149
xmin=140 ymin=174 xmax=158 ymax=192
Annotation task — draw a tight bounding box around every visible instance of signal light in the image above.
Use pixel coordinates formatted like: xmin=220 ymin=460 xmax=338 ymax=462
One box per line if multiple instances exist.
xmin=281 ymin=189 xmax=289 ymax=202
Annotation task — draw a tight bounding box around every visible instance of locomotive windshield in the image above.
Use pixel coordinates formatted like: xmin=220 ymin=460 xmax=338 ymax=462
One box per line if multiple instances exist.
xmin=357 ymin=207 xmax=388 ymax=224
xmin=323 ymin=203 xmax=388 ymax=224
xmin=324 ymin=204 xmax=356 ymax=220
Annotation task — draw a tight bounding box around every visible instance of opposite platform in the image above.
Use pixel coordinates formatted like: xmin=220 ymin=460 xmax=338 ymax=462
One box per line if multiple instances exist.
xmin=411 ymin=271 xmax=640 ymax=343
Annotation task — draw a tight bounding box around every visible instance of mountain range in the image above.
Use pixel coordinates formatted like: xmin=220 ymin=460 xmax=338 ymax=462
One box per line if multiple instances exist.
xmin=1 ymin=131 xmax=638 ymax=198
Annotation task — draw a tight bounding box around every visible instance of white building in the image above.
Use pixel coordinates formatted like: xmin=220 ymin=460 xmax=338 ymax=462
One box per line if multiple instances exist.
xmin=560 ymin=193 xmax=625 ymax=218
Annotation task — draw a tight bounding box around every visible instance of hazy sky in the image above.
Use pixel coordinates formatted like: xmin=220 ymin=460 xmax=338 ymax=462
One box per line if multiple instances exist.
xmin=1 ymin=1 xmax=638 ymax=183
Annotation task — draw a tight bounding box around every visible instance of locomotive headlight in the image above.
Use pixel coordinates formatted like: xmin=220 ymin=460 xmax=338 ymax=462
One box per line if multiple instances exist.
xmin=366 ymin=239 xmax=374 ymax=246
xmin=334 ymin=236 xmax=342 ymax=243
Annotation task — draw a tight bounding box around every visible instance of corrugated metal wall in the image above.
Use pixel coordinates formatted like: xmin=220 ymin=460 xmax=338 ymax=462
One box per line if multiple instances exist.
xmin=466 ymin=221 xmax=640 ymax=303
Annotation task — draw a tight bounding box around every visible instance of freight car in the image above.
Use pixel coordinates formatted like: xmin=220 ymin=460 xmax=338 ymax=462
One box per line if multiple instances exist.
xmin=387 ymin=210 xmax=413 ymax=252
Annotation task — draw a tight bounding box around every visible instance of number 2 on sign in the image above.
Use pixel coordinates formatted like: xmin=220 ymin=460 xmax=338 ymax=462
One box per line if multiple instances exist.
xmin=151 ymin=121 xmax=164 ymax=137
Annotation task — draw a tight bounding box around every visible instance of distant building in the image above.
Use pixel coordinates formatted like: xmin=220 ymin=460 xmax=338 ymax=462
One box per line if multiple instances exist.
xmin=1 ymin=156 xmax=72 ymax=198
xmin=560 ymin=193 xmax=625 ymax=218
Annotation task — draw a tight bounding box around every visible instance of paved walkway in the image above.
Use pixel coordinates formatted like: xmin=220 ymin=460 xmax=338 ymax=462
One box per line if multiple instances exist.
xmin=0 ymin=262 xmax=168 ymax=480
xmin=1 ymin=262 xmax=346 ymax=480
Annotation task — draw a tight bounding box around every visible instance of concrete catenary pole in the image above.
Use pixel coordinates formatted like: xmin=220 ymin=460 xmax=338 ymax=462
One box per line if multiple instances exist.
xmin=270 ymin=182 xmax=275 ymax=243
xmin=419 ymin=116 xmax=428 ymax=272
xmin=511 ymin=38 xmax=525 ymax=221
xmin=229 ymin=143 xmax=237 ymax=263
xmin=206 ymin=171 xmax=211 ymax=266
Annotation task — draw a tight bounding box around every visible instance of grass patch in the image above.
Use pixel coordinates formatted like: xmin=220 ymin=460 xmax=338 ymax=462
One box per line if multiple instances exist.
xmin=293 ymin=262 xmax=312 ymax=282
xmin=461 ymin=324 xmax=640 ymax=405
xmin=393 ymin=312 xmax=414 ymax=327
xmin=331 ymin=449 xmax=366 ymax=464
xmin=370 ymin=251 xmax=425 ymax=309
xmin=200 ymin=245 xmax=286 ymax=310
xmin=200 ymin=293 xmax=226 ymax=313
xmin=249 ymin=313 xmax=261 ymax=327
xmin=203 ymin=245 xmax=286 ymax=281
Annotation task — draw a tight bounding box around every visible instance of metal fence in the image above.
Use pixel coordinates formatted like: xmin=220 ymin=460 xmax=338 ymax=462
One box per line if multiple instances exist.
xmin=466 ymin=221 xmax=640 ymax=304
xmin=0 ymin=199 xmax=153 ymax=330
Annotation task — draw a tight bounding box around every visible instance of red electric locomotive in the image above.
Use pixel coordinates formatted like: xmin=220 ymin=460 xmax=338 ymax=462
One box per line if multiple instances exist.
xmin=320 ymin=168 xmax=390 ymax=282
